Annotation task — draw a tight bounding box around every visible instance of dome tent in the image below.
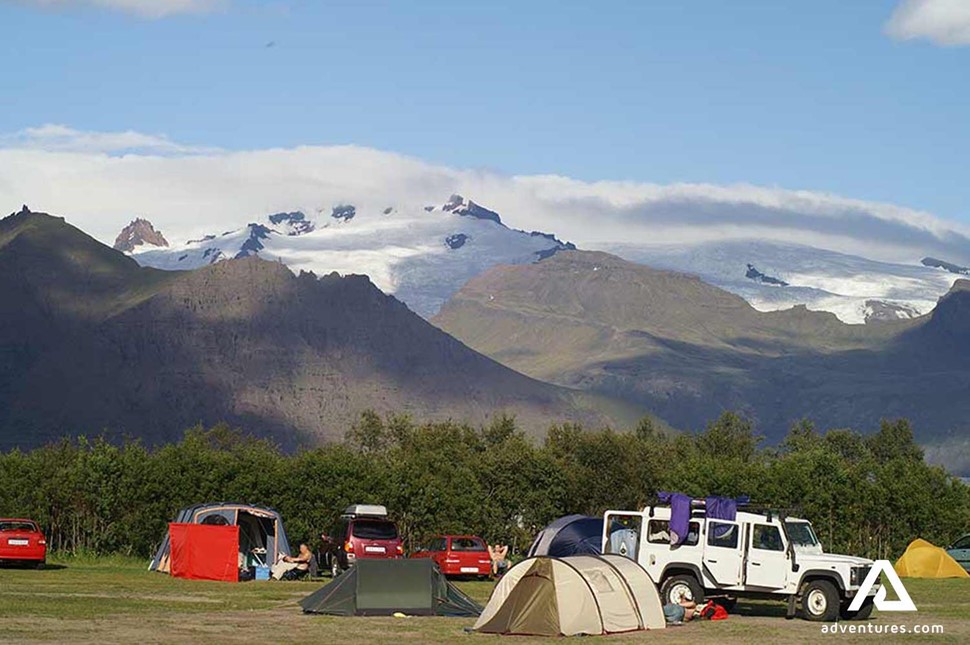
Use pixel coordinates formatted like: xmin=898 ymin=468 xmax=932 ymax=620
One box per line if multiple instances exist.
xmin=894 ymin=538 xmax=969 ymax=579
xmin=299 ymin=558 xmax=482 ymax=617
xmin=527 ymin=514 xmax=614 ymax=558
xmin=474 ymin=554 xmax=665 ymax=636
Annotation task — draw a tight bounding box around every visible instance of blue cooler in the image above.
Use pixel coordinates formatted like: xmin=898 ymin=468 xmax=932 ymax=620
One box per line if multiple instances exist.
xmin=255 ymin=565 xmax=270 ymax=580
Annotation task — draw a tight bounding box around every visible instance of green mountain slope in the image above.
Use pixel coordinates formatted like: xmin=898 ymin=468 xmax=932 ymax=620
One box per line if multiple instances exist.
xmin=433 ymin=250 xmax=970 ymax=471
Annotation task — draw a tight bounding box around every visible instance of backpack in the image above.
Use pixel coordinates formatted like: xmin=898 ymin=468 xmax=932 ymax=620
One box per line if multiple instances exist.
xmin=700 ymin=600 xmax=729 ymax=620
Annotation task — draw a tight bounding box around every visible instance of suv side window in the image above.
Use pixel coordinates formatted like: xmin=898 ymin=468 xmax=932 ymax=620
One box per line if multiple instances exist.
xmin=752 ymin=524 xmax=784 ymax=551
xmin=707 ymin=521 xmax=739 ymax=549
xmin=647 ymin=520 xmax=700 ymax=546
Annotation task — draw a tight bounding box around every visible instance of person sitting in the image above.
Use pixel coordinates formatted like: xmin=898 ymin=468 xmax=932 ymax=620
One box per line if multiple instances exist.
xmin=271 ymin=543 xmax=313 ymax=580
xmin=488 ymin=543 xmax=509 ymax=578
xmin=663 ymin=598 xmax=698 ymax=624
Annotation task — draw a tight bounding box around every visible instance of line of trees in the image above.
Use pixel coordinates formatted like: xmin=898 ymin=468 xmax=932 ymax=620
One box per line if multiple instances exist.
xmin=0 ymin=412 xmax=966 ymax=561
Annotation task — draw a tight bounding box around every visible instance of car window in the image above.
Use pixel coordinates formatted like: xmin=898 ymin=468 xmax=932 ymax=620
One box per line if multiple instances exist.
xmin=752 ymin=524 xmax=784 ymax=551
xmin=451 ymin=537 xmax=486 ymax=552
xmin=647 ymin=520 xmax=699 ymax=546
xmin=0 ymin=521 xmax=38 ymax=532
xmin=707 ymin=521 xmax=739 ymax=549
xmin=430 ymin=537 xmax=447 ymax=551
xmin=952 ymin=536 xmax=970 ymax=550
xmin=351 ymin=519 xmax=398 ymax=540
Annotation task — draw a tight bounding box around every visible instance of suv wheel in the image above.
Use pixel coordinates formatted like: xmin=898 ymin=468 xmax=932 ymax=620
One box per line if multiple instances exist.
xmin=331 ymin=558 xmax=343 ymax=578
xmin=661 ymin=574 xmax=705 ymax=606
xmin=839 ymin=597 xmax=874 ymax=621
xmin=800 ymin=579 xmax=840 ymax=622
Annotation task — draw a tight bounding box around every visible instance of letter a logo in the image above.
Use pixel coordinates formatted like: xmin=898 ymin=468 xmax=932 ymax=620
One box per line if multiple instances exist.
xmin=847 ymin=560 xmax=917 ymax=612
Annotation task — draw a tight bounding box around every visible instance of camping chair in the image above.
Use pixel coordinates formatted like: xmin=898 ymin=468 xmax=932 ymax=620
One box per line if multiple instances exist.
xmin=283 ymin=554 xmax=317 ymax=581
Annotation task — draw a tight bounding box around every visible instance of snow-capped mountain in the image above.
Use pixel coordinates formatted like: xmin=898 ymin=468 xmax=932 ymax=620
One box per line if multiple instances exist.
xmin=603 ymin=240 xmax=963 ymax=324
xmin=131 ymin=195 xmax=574 ymax=317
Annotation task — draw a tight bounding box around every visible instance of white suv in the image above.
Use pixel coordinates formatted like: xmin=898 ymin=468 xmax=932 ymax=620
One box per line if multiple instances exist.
xmin=602 ymin=505 xmax=878 ymax=622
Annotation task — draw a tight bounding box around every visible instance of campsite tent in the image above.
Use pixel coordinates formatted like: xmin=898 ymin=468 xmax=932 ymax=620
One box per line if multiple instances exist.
xmin=474 ymin=554 xmax=665 ymax=636
xmin=527 ymin=515 xmax=610 ymax=558
xmin=300 ymin=558 xmax=482 ymax=617
xmin=895 ymin=538 xmax=970 ymax=579
xmin=149 ymin=503 xmax=291 ymax=574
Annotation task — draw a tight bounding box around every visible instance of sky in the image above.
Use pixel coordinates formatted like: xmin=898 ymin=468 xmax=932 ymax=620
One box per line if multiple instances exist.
xmin=0 ymin=0 xmax=969 ymax=253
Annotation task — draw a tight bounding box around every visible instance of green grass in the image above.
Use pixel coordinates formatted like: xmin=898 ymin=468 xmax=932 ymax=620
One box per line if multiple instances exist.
xmin=1 ymin=556 xmax=969 ymax=644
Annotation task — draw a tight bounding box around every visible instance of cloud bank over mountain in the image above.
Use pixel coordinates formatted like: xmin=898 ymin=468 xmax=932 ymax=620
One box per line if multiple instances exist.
xmin=2 ymin=124 xmax=969 ymax=265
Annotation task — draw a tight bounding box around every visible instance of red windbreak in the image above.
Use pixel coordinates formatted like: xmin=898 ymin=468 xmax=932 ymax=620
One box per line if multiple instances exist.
xmin=169 ymin=523 xmax=239 ymax=582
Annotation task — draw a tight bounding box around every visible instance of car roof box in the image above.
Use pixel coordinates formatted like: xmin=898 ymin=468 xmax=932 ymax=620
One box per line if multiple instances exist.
xmin=343 ymin=504 xmax=388 ymax=518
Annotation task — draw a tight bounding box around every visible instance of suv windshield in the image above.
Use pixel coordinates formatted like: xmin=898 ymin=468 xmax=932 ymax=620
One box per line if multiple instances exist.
xmin=352 ymin=519 xmax=398 ymax=540
xmin=785 ymin=521 xmax=819 ymax=548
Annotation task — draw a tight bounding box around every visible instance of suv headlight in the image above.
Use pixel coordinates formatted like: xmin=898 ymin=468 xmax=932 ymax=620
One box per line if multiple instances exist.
xmin=850 ymin=565 xmax=871 ymax=586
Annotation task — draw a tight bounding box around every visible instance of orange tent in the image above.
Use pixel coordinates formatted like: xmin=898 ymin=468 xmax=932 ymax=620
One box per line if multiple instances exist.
xmin=894 ymin=538 xmax=969 ymax=579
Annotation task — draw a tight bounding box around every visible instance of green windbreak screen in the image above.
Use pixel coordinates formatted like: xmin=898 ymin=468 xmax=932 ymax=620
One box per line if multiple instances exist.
xmin=356 ymin=559 xmax=433 ymax=612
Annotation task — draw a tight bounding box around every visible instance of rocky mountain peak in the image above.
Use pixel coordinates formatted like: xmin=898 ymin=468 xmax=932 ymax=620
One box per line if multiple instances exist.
xmin=114 ymin=218 xmax=169 ymax=253
xmin=442 ymin=194 xmax=503 ymax=225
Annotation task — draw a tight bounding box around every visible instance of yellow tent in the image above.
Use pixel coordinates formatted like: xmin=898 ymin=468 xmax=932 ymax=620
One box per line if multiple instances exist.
xmin=894 ymin=538 xmax=970 ymax=579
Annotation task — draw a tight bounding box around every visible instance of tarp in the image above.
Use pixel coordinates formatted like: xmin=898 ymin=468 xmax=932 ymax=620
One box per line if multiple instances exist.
xmin=300 ymin=558 xmax=482 ymax=617
xmin=528 ymin=515 xmax=610 ymax=558
xmin=169 ymin=523 xmax=239 ymax=582
xmin=895 ymin=538 xmax=970 ymax=579
xmin=474 ymin=555 xmax=665 ymax=636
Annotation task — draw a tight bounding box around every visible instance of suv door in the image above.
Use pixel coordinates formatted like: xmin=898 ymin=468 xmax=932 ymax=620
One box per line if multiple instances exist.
xmin=746 ymin=523 xmax=789 ymax=588
xmin=703 ymin=520 xmax=743 ymax=587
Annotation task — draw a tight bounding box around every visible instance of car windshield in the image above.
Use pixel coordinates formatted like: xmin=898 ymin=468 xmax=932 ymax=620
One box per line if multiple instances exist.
xmin=352 ymin=519 xmax=398 ymax=540
xmin=785 ymin=521 xmax=819 ymax=547
xmin=0 ymin=521 xmax=38 ymax=532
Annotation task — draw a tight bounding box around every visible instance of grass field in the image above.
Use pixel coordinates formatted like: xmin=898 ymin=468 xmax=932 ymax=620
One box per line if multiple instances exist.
xmin=1 ymin=556 xmax=968 ymax=644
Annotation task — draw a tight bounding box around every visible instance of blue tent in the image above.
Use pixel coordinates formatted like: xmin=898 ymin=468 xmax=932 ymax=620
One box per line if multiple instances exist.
xmin=527 ymin=515 xmax=609 ymax=558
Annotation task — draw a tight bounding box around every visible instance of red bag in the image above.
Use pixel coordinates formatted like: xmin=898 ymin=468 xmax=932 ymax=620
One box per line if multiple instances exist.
xmin=700 ymin=600 xmax=730 ymax=620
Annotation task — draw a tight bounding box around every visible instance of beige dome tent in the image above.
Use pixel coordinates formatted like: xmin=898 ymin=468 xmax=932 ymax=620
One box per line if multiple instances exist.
xmin=473 ymin=554 xmax=665 ymax=636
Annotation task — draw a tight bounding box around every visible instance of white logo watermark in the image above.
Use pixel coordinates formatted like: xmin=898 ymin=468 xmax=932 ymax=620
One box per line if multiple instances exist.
xmin=847 ymin=560 xmax=917 ymax=612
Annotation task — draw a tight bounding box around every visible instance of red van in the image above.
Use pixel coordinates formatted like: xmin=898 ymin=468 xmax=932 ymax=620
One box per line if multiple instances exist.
xmin=0 ymin=518 xmax=47 ymax=568
xmin=411 ymin=535 xmax=491 ymax=578
xmin=321 ymin=505 xmax=403 ymax=576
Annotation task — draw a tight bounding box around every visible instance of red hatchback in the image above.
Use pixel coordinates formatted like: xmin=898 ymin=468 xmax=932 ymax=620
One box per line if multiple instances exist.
xmin=412 ymin=535 xmax=491 ymax=578
xmin=0 ymin=518 xmax=47 ymax=568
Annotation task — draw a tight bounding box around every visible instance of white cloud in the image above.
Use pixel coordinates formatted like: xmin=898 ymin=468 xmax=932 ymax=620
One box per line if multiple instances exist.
xmin=12 ymin=0 xmax=228 ymax=19
xmin=2 ymin=124 xmax=970 ymax=266
xmin=886 ymin=0 xmax=970 ymax=46
xmin=0 ymin=124 xmax=219 ymax=155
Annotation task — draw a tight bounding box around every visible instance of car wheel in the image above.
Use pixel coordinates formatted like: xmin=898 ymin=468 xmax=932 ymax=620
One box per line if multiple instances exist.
xmin=660 ymin=574 xmax=705 ymax=606
xmin=840 ymin=597 xmax=874 ymax=621
xmin=33 ymin=561 xmax=44 ymax=570
xmin=331 ymin=559 xmax=343 ymax=577
xmin=800 ymin=579 xmax=840 ymax=622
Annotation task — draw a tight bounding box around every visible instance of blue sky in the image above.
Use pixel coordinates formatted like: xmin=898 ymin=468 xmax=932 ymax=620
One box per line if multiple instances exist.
xmin=1 ymin=0 xmax=968 ymax=222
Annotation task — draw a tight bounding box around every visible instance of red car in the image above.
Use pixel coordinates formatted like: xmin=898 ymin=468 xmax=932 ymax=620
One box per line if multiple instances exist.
xmin=412 ymin=535 xmax=491 ymax=578
xmin=0 ymin=518 xmax=47 ymax=568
